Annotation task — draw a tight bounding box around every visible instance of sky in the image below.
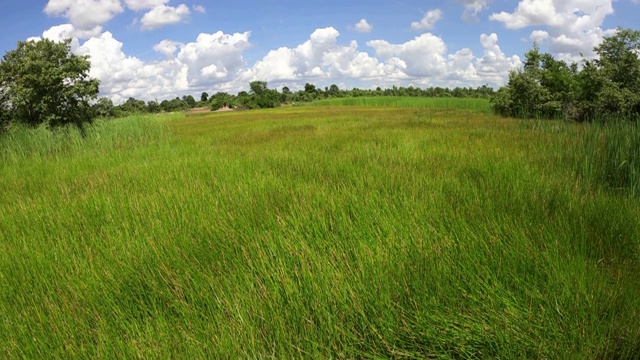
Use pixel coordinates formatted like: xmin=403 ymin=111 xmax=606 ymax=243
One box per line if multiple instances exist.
xmin=0 ymin=0 xmax=639 ymax=104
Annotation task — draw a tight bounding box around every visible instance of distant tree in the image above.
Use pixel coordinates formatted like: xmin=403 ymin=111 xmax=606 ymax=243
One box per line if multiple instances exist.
xmin=0 ymin=38 xmax=99 ymax=131
xmin=282 ymin=86 xmax=291 ymax=95
xmin=200 ymin=92 xmax=209 ymax=103
xmin=304 ymin=83 xmax=316 ymax=94
xmin=119 ymin=97 xmax=147 ymax=114
xmin=210 ymin=92 xmax=236 ymax=110
xmin=92 ymin=97 xmax=115 ymax=118
xmin=147 ymin=100 xmax=161 ymax=113
xmin=183 ymin=95 xmax=197 ymax=108
xmin=250 ymin=81 xmax=269 ymax=96
xmin=246 ymin=81 xmax=280 ymax=108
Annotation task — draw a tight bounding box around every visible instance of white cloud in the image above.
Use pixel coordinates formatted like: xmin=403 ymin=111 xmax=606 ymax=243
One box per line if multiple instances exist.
xmin=249 ymin=27 xmax=398 ymax=85
xmin=368 ymin=33 xmax=448 ymax=77
xmin=490 ymin=0 xmax=615 ymax=59
xmin=475 ymin=33 xmax=522 ymax=84
xmin=123 ymin=0 xmax=169 ymax=11
xmin=452 ymin=0 xmax=493 ymax=22
xmin=140 ymin=4 xmax=190 ymax=30
xmin=153 ymin=40 xmax=183 ymax=58
xmin=35 ymin=22 xmax=523 ymax=103
xmin=44 ymin=0 xmax=123 ymax=38
xmin=411 ymin=9 xmax=443 ymax=31
xmin=176 ymin=31 xmax=251 ymax=87
xmin=352 ymin=19 xmax=373 ymax=33
xmin=193 ymin=5 xmax=206 ymax=13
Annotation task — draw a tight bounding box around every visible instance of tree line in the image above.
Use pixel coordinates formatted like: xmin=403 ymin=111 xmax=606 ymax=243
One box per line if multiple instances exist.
xmin=94 ymin=82 xmax=496 ymax=117
xmin=491 ymin=28 xmax=640 ymax=121
xmin=3 ymin=27 xmax=637 ymax=134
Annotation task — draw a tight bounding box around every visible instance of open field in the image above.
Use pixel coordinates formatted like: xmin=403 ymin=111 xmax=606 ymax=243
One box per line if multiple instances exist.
xmin=1 ymin=101 xmax=639 ymax=358
xmin=310 ymin=96 xmax=492 ymax=113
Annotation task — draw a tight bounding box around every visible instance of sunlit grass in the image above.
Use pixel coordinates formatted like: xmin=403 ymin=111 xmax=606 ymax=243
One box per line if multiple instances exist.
xmin=310 ymin=96 xmax=492 ymax=113
xmin=1 ymin=106 xmax=639 ymax=358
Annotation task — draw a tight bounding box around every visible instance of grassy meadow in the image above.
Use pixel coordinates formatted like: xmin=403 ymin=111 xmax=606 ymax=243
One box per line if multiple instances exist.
xmin=1 ymin=98 xmax=639 ymax=358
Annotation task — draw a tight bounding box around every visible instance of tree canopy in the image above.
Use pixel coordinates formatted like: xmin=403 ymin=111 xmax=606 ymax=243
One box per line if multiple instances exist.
xmin=0 ymin=38 xmax=99 ymax=131
xmin=491 ymin=27 xmax=640 ymax=121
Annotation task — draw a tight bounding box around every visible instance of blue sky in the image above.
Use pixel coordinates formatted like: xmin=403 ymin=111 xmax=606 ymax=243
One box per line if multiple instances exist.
xmin=1 ymin=1 xmax=639 ymax=103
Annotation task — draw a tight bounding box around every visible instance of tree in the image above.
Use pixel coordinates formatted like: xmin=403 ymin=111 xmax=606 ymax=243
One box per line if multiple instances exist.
xmin=200 ymin=92 xmax=209 ymax=103
xmin=146 ymin=100 xmax=161 ymax=113
xmin=119 ymin=97 xmax=147 ymax=114
xmin=92 ymin=97 xmax=115 ymax=118
xmin=250 ymin=81 xmax=268 ymax=96
xmin=182 ymin=95 xmax=196 ymax=108
xmin=0 ymin=38 xmax=99 ymax=130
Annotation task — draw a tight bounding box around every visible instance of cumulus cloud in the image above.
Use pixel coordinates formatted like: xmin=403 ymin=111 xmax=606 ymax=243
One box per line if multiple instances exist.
xmin=123 ymin=0 xmax=169 ymax=11
xmin=352 ymin=19 xmax=373 ymax=33
xmin=140 ymin=4 xmax=190 ymax=30
xmin=368 ymin=33 xmax=447 ymax=77
xmin=411 ymin=9 xmax=443 ymax=31
xmin=153 ymin=40 xmax=183 ymax=58
xmin=490 ymin=0 xmax=616 ymax=59
xmin=44 ymin=0 xmax=123 ymax=38
xmin=34 ymin=22 xmax=523 ymax=103
xmin=176 ymin=31 xmax=251 ymax=86
xmin=452 ymin=0 xmax=493 ymax=22
xmin=475 ymin=33 xmax=522 ymax=84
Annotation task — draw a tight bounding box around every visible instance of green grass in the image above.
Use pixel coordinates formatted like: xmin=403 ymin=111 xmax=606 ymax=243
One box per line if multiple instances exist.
xmin=1 ymin=106 xmax=639 ymax=358
xmin=311 ymin=96 xmax=492 ymax=113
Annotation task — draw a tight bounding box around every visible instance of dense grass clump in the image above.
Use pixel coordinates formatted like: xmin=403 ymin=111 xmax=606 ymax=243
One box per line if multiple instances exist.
xmin=1 ymin=106 xmax=639 ymax=358
xmin=578 ymin=121 xmax=640 ymax=196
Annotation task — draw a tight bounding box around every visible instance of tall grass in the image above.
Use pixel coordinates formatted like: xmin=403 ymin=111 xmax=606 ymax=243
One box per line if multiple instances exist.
xmin=0 ymin=114 xmax=179 ymax=165
xmin=577 ymin=121 xmax=640 ymax=196
xmin=311 ymin=96 xmax=492 ymax=113
xmin=1 ymin=106 xmax=639 ymax=358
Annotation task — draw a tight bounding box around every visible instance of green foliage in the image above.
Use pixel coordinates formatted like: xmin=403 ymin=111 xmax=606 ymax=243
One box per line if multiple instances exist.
xmin=183 ymin=94 xmax=197 ymax=108
xmin=209 ymin=92 xmax=236 ymax=110
xmin=92 ymin=97 xmax=115 ymax=118
xmin=491 ymin=44 xmax=575 ymax=119
xmin=242 ymin=81 xmax=281 ymax=109
xmin=160 ymin=97 xmax=189 ymax=112
xmin=0 ymin=38 xmax=99 ymax=130
xmin=493 ymin=28 xmax=640 ymax=121
xmin=200 ymin=91 xmax=209 ymax=103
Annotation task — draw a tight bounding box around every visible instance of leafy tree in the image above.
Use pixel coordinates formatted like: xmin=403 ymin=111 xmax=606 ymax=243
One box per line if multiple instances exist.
xmin=250 ymin=81 xmax=269 ymax=96
xmin=491 ymin=44 xmax=576 ymax=119
xmin=119 ymin=97 xmax=147 ymax=114
xmin=147 ymin=100 xmax=161 ymax=113
xmin=247 ymin=81 xmax=280 ymax=108
xmin=182 ymin=95 xmax=197 ymax=108
xmin=492 ymin=28 xmax=640 ymax=121
xmin=593 ymin=28 xmax=640 ymax=118
xmin=200 ymin=92 xmax=209 ymax=103
xmin=210 ymin=92 xmax=236 ymax=110
xmin=0 ymin=38 xmax=99 ymax=130
xmin=92 ymin=97 xmax=115 ymax=118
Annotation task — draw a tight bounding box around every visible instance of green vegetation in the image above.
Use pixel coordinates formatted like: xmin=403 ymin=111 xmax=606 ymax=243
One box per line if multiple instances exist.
xmin=492 ymin=28 xmax=640 ymax=121
xmin=311 ymin=96 xmax=492 ymax=113
xmin=0 ymin=39 xmax=99 ymax=131
xmin=1 ymin=104 xmax=639 ymax=358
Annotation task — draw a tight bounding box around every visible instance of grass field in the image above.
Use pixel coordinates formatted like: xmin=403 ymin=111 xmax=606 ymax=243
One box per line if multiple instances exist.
xmin=311 ymin=96 xmax=492 ymax=113
xmin=1 ymin=102 xmax=639 ymax=358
